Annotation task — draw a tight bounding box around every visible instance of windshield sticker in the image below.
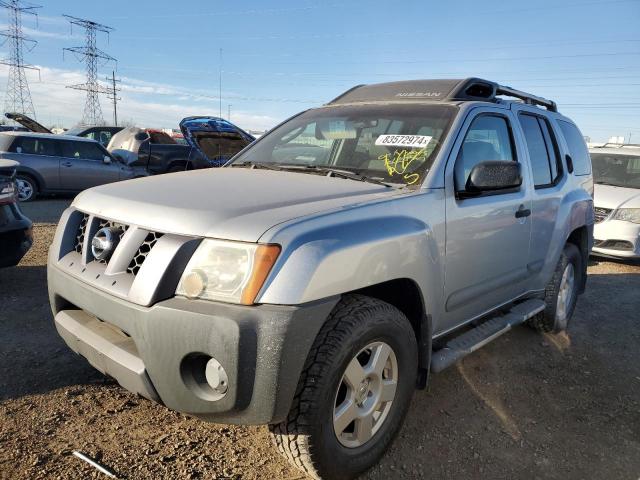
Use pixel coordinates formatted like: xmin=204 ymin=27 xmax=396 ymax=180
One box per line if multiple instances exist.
xmin=379 ymin=147 xmax=426 ymax=185
xmin=375 ymin=134 xmax=432 ymax=149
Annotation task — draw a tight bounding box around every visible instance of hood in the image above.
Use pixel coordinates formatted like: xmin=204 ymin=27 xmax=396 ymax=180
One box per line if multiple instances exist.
xmin=179 ymin=116 xmax=255 ymax=166
xmin=4 ymin=112 xmax=51 ymax=133
xmin=594 ymin=183 xmax=640 ymax=209
xmin=106 ymin=126 xmax=149 ymax=164
xmin=73 ymin=168 xmax=400 ymax=242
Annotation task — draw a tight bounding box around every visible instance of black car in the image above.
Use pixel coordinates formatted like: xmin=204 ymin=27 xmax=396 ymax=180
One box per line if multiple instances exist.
xmin=0 ymin=159 xmax=32 ymax=267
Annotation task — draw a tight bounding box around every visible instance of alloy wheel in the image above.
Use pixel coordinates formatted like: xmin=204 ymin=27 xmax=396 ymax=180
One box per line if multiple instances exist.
xmin=333 ymin=341 xmax=398 ymax=448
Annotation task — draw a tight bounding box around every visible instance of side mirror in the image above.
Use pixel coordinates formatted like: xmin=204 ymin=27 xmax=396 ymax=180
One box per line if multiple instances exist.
xmin=103 ymin=155 xmax=111 ymax=164
xmin=465 ymin=161 xmax=521 ymax=193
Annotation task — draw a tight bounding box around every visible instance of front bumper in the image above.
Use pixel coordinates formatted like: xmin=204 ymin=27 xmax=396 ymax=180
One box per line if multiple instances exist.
xmin=592 ymin=219 xmax=640 ymax=259
xmin=48 ymin=264 xmax=338 ymax=425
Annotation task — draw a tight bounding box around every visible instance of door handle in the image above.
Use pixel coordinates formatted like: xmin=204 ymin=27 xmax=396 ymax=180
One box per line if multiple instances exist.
xmin=515 ymin=205 xmax=531 ymax=218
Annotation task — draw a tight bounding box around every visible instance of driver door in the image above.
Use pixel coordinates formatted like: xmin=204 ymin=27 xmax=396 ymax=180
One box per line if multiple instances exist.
xmin=442 ymin=109 xmax=532 ymax=333
xmin=59 ymin=140 xmax=121 ymax=191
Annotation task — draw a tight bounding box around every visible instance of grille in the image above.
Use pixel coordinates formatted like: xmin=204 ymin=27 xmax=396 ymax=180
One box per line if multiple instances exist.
xmin=594 ymin=207 xmax=612 ymax=223
xmin=127 ymin=231 xmax=163 ymax=275
xmin=95 ymin=219 xmax=129 ymax=264
xmin=594 ymin=239 xmax=634 ymax=251
xmin=74 ymin=214 xmax=89 ymax=253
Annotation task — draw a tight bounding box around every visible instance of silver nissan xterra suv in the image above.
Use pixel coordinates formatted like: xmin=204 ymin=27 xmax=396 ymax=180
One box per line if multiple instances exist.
xmin=48 ymin=78 xmax=594 ymax=480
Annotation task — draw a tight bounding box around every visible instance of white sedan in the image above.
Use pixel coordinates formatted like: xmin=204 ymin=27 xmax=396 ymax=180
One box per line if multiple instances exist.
xmin=590 ymin=144 xmax=640 ymax=259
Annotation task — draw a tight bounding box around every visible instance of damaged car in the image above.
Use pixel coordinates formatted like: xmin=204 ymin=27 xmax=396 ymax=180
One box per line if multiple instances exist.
xmin=0 ymin=159 xmax=32 ymax=267
xmin=4 ymin=112 xmax=123 ymax=147
xmin=179 ymin=116 xmax=255 ymax=167
xmin=107 ymin=117 xmax=254 ymax=175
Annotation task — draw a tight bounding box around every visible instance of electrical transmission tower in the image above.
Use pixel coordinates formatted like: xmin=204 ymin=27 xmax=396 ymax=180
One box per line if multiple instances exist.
xmin=63 ymin=15 xmax=115 ymax=126
xmin=0 ymin=0 xmax=41 ymax=119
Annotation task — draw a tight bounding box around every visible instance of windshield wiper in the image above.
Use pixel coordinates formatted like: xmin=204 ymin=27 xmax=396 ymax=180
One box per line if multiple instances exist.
xmin=278 ymin=164 xmax=394 ymax=187
xmin=229 ymin=161 xmax=283 ymax=171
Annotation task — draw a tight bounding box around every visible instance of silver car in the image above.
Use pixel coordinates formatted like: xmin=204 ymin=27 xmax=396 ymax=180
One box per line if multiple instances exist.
xmin=48 ymin=78 xmax=593 ymax=479
xmin=0 ymin=132 xmax=143 ymax=201
xmin=590 ymin=143 xmax=640 ymax=258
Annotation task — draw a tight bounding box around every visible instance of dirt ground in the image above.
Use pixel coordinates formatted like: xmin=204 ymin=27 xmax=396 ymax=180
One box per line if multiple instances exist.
xmin=1 ymin=199 xmax=639 ymax=480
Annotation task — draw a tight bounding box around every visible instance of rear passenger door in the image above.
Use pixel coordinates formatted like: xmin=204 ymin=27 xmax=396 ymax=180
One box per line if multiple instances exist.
xmin=59 ymin=140 xmax=121 ymax=191
xmin=443 ymin=109 xmax=532 ymax=331
xmin=514 ymin=108 xmax=566 ymax=275
xmin=9 ymin=136 xmax=61 ymax=189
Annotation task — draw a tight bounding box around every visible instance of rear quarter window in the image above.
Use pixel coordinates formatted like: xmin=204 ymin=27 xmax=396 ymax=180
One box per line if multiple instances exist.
xmin=558 ymin=120 xmax=591 ymax=176
xmin=9 ymin=136 xmax=58 ymax=156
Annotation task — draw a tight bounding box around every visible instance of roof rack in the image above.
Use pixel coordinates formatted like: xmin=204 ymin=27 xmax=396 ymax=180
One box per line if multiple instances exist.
xmin=327 ymin=77 xmax=558 ymax=112
xmin=494 ymin=84 xmax=557 ymax=112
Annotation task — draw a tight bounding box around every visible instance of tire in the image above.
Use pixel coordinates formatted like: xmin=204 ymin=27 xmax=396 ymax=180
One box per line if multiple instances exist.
xmin=15 ymin=174 xmax=37 ymax=202
xmin=270 ymin=294 xmax=418 ymax=480
xmin=528 ymin=243 xmax=582 ymax=333
xmin=167 ymin=164 xmax=186 ymax=173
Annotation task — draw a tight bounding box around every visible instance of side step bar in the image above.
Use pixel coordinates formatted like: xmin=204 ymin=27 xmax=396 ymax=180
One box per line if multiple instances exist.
xmin=430 ymin=299 xmax=545 ymax=373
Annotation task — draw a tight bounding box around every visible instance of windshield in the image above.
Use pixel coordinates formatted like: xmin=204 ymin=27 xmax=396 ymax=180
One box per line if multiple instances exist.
xmin=230 ymin=104 xmax=457 ymax=187
xmin=64 ymin=127 xmax=85 ymax=136
xmin=591 ymin=152 xmax=640 ymax=189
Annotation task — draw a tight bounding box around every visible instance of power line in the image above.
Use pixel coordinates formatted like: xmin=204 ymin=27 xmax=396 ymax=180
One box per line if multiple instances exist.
xmin=0 ymin=0 xmax=41 ymax=119
xmin=105 ymin=69 xmax=120 ymax=126
xmin=63 ymin=14 xmax=115 ymax=126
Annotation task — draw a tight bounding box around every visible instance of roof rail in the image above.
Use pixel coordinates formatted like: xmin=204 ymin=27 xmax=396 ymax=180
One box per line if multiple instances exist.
xmin=494 ymin=83 xmax=557 ymax=112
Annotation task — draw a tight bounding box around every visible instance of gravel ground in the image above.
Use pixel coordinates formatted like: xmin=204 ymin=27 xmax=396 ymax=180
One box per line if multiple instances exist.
xmin=1 ymin=200 xmax=639 ymax=480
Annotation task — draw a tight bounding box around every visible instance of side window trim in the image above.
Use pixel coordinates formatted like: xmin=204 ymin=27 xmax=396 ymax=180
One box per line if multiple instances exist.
xmin=454 ymin=111 xmax=520 ymax=199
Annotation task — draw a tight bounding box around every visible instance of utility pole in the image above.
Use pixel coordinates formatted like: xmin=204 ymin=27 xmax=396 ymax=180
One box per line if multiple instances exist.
xmin=63 ymin=15 xmax=115 ymax=126
xmin=105 ymin=70 xmax=120 ymax=126
xmin=0 ymin=0 xmax=41 ymax=119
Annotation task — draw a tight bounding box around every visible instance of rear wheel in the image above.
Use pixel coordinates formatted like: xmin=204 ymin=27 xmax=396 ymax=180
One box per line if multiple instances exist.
xmin=167 ymin=163 xmax=189 ymax=173
xmin=528 ymin=243 xmax=582 ymax=333
xmin=16 ymin=175 xmax=37 ymax=202
xmin=270 ymin=294 xmax=418 ymax=480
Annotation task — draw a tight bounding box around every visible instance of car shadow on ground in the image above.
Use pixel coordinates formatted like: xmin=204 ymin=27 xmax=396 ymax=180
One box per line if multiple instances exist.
xmin=589 ymin=254 xmax=640 ymax=267
xmin=0 ymin=264 xmax=106 ymax=401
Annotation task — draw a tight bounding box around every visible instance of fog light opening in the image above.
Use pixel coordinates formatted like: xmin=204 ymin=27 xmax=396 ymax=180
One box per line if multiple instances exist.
xmin=180 ymin=353 xmax=229 ymax=401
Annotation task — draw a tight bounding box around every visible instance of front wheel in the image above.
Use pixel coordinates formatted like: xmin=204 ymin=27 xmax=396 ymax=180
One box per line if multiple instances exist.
xmin=270 ymin=294 xmax=418 ymax=480
xmin=16 ymin=175 xmax=37 ymax=202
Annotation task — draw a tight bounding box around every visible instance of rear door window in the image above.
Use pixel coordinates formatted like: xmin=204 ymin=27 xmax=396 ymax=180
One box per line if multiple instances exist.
xmin=558 ymin=120 xmax=591 ymax=176
xmin=61 ymin=140 xmax=106 ymax=161
xmin=519 ymin=114 xmax=562 ymax=187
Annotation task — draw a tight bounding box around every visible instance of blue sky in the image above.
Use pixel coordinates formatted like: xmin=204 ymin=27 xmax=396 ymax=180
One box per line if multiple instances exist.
xmin=2 ymin=0 xmax=639 ymax=141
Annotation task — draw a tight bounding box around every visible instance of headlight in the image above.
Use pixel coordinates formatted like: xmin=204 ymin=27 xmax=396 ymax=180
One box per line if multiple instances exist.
xmin=176 ymin=239 xmax=280 ymax=305
xmin=0 ymin=181 xmax=16 ymax=205
xmin=611 ymin=208 xmax=640 ymax=224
